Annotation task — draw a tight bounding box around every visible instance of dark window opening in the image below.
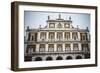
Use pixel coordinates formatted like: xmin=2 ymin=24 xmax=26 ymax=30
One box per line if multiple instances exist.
xmin=76 ymin=56 xmax=82 ymax=59
xmin=56 ymin=56 xmax=63 ymax=60
xmin=46 ymin=57 xmax=53 ymax=61
xmin=35 ymin=57 xmax=42 ymax=61
xmin=66 ymin=56 xmax=72 ymax=60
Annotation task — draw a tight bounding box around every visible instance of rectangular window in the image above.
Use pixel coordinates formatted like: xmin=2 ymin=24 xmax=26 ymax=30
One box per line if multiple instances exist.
xmin=65 ymin=32 xmax=70 ymax=40
xmin=82 ymin=44 xmax=89 ymax=51
xmin=48 ymin=44 xmax=54 ymax=52
xmin=81 ymin=33 xmax=87 ymax=41
xmin=57 ymin=44 xmax=62 ymax=52
xmin=65 ymin=44 xmax=71 ymax=51
xmin=39 ymin=44 xmax=45 ymax=52
xmin=28 ymin=48 xmax=33 ymax=54
xmin=72 ymin=32 xmax=78 ymax=40
xmin=40 ymin=32 xmax=46 ymax=41
xmin=73 ymin=44 xmax=79 ymax=51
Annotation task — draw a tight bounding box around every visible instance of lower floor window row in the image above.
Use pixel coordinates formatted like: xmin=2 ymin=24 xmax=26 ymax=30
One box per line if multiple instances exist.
xmin=34 ymin=55 xmax=83 ymax=61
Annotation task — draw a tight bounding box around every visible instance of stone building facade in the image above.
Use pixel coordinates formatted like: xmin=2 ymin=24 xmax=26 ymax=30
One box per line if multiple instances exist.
xmin=24 ymin=14 xmax=90 ymax=61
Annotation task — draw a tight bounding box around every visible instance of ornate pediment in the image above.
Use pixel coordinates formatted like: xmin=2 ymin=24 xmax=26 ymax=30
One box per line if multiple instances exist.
xmin=57 ymin=23 xmax=62 ymax=28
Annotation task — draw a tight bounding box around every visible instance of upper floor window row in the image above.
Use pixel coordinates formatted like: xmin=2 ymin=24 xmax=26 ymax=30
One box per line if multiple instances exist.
xmin=49 ymin=23 xmax=70 ymax=28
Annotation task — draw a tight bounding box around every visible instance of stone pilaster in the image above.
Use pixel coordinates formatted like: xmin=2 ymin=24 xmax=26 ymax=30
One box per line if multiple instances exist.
xmin=54 ymin=44 xmax=57 ymax=52
xmin=63 ymin=32 xmax=65 ymax=41
xmin=37 ymin=32 xmax=40 ymax=41
xmin=46 ymin=32 xmax=49 ymax=41
xmin=78 ymin=32 xmax=80 ymax=41
xmin=36 ymin=44 xmax=39 ymax=52
xmin=45 ymin=44 xmax=48 ymax=52
xmin=70 ymin=32 xmax=72 ymax=40
xmin=55 ymin=32 xmax=57 ymax=41
xmin=71 ymin=43 xmax=73 ymax=51
xmin=26 ymin=32 xmax=29 ymax=41
xmin=63 ymin=43 xmax=65 ymax=51
xmin=78 ymin=43 xmax=81 ymax=51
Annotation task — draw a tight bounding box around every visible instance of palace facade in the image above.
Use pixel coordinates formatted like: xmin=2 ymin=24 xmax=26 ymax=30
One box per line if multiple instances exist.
xmin=24 ymin=14 xmax=90 ymax=61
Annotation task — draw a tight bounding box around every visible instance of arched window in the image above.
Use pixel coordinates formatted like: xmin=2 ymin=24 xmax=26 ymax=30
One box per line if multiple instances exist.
xmin=35 ymin=57 xmax=42 ymax=61
xmin=49 ymin=23 xmax=55 ymax=28
xmin=46 ymin=57 xmax=53 ymax=61
xmin=66 ymin=34 xmax=70 ymax=40
xmin=76 ymin=55 xmax=82 ymax=59
xmin=31 ymin=34 xmax=35 ymax=41
xmin=66 ymin=56 xmax=73 ymax=60
xmin=81 ymin=33 xmax=87 ymax=41
xmin=56 ymin=56 xmax=63 ymax=60
xmin=72 ymin=32 xmax=78 ymax=40
xmin=83 ymin=35 xmax=85 ymax=40
xmin=58 ymin=34 xmax=62 ymax=40
xmin=57 ymin=33 xmax=62 ymax=40
xmin=40 ymin=32 xmax=46 ymax=41
xmin=50 ymin=34 xmax=54 ymax=40
xmin=31 ymin=36 xmax=34 ymax=41
xmin=49 ymin=33 xmax=55 ymax=41
xmin=64 ymin=23 xmax=70 ymax=28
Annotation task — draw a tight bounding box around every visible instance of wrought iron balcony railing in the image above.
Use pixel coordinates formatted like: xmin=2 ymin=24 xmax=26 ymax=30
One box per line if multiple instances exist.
xmin=25 ymin=50 xmax=90 ymax=56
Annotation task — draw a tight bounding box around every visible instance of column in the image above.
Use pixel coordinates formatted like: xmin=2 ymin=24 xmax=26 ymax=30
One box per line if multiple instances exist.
xmin=55 ymin=32 xmax=56 ymax=41
xmin=88 ymin=43 xmax=90 ymax=51
xmin=78 ymin=32 xmax=80 ymax=41
xmin=46 ymin=32 xmax=49 ymax=41
xmin=26 ymin=32 xmax=29 ymax=41
xmin=63 ymin=43 xmax=65 ymax=51
xmin=30 ymin=34 xmax=34 ymax=41
xmin=24 ymin=44 xmax=27 ymax=54
xmin=36 ymin=44 xmax=39 ymax=52
xmin=45 ymin=44 xmax=48 ymax=52
xmin=70 ymin=32 xmax=72 ymax=40
xmin=37 ymin=32 xmax=40 ymax=41
xmin=71 ymin=43 xmax=73 ymax=51
xmin=78 ymin=43 xmax=81 ymax=51
xmin=63 ymin=32 xmax=64 ymax=41
xmin=54 ymin=44 xmax=57 ymax=52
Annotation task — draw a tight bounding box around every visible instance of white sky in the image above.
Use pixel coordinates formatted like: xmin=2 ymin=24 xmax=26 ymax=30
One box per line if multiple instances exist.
xmin=24 ymin=11 xmax=90 ymax=30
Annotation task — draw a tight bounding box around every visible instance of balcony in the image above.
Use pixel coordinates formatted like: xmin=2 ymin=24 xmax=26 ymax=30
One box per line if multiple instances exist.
xmin=25 ymin=50 xmax=90 ymax=56
xmin=37 ymin=38 xmax=80 ymax=42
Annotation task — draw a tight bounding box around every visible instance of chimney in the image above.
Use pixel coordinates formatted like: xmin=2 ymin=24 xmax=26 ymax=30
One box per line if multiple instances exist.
xmin=69 ymin=16 xmax=71 ymax=20
xmin=48 ymin=15 xmax=50 ymax=20
xmin=59 ymin=14 xmax=61 ymax=19
xmin=86 ymin=27 xmax=88 ymax=31
xmin=27 ymin=26 xmax=29 ymax=31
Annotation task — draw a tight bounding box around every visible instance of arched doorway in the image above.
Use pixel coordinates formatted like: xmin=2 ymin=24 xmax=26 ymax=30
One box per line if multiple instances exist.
xmin=35 ymin=57 xmax=42 ymax=61
xmin=66 ymin=56 xmax=72 ymax=60
xmin=56 ymin=56 xmax=63 ymax=60
xmin=46 ymin=56 xmax=53 ymax=61
xmin=76 ymin=55 xmax=82 ymax=59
